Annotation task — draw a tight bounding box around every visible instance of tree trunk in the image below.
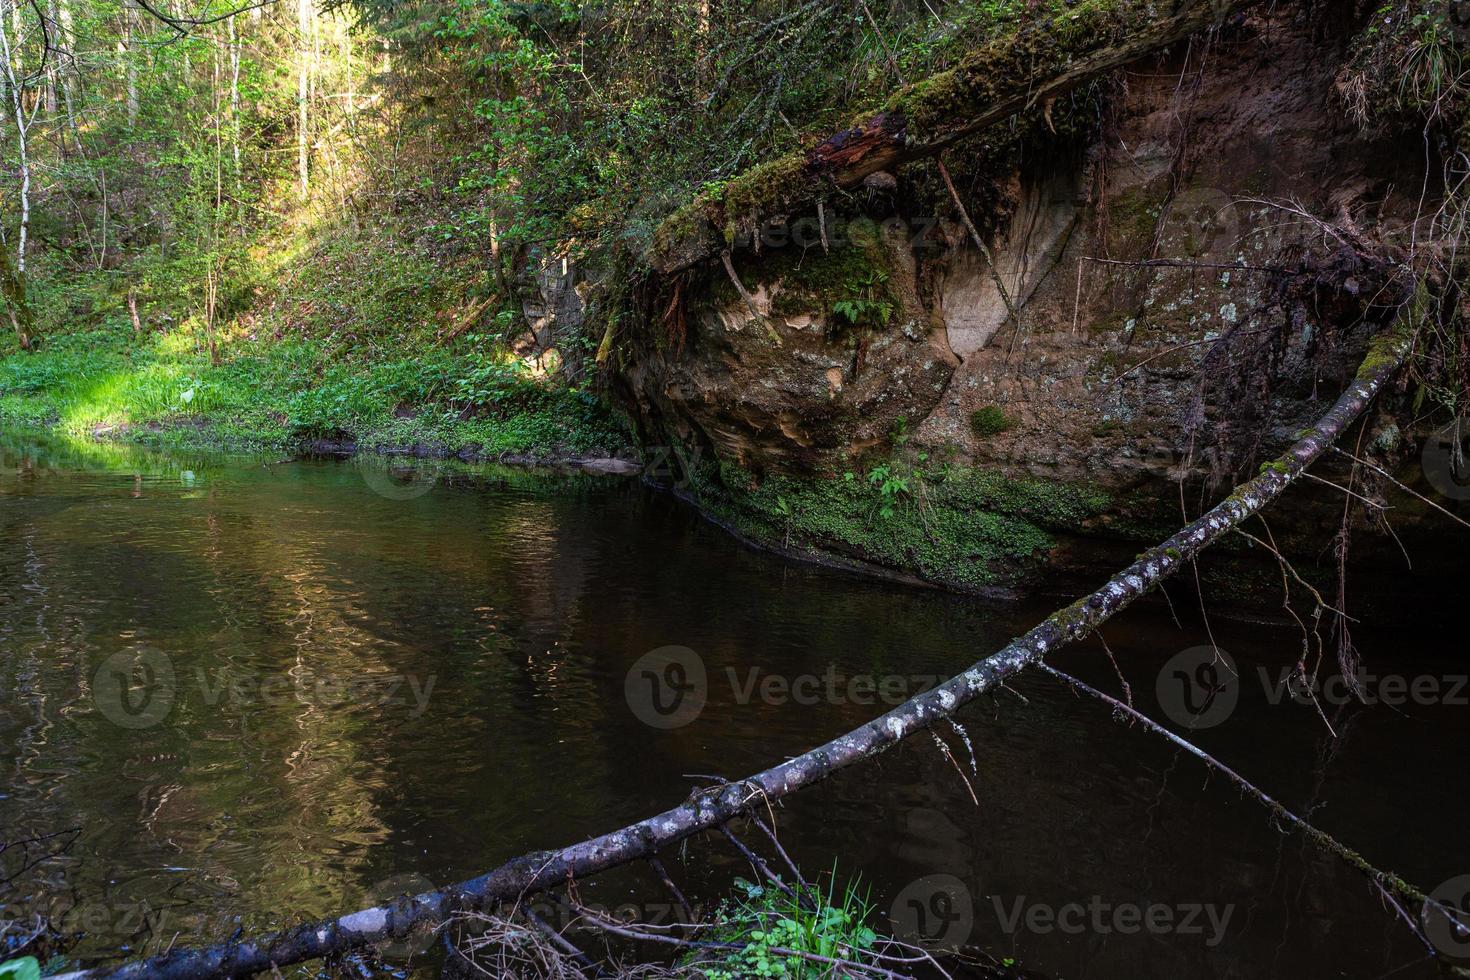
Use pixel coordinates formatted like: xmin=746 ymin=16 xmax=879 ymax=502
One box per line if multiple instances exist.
xmin=56 ymin=0 xmax=79 ymax=153
xmin=296 ymin=0 xmax=310 ymax=199
xmin=228 ymin=12 xmax=242 ymax=199
xmin=0 ymin=4 xmax=35 ymax=349
xmin=124 ymin=9 xmax=138 ymax=128
xmin=652 ymin=0 xmax=1260 ymax=273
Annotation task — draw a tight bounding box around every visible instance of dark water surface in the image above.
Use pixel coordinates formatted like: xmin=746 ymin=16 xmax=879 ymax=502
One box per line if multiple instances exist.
xmin=0 ymin=434 xmax=1464 ymax=979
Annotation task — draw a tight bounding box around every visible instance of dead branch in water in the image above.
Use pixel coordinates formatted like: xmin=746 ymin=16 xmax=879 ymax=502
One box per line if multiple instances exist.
xmin=1038 ymin=664 xmax=1470 ymax=976
xmin=52 ymin=318 xmax=1419 ymax=980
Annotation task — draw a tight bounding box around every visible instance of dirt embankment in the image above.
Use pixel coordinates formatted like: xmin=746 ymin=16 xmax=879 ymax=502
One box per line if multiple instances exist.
xmin=611 ymin=4 xmax=1466 ymax=612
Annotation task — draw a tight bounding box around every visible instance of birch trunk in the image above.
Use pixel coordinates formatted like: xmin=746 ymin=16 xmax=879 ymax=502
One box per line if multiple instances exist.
xmin=124 ymin=9 xmax=137 ymax=128
xmin=296 ymin=0 xmax=310 ymax=198
xmin=0 ymin=4 xmax=34 ymax=348
xmin=56 ymin=0 xmax=78 ymax=152
xmin=228 ymin=13 xmax=241 ymax=195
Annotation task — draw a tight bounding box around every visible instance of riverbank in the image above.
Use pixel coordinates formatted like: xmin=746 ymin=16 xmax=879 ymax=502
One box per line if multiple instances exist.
xmin=0 ymin=321 xmax=633 ymax=461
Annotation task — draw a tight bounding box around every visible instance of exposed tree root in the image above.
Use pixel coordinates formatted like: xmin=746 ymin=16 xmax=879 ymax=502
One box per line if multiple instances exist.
xmin=51 ymin=316 xmax=1419 ymax=980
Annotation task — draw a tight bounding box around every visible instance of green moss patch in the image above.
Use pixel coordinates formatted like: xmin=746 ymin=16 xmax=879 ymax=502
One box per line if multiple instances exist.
xmin=969 ymin=405 xmax=1016 ymax=438
xmin=693 ymin=460 xmax=1110 ymax=589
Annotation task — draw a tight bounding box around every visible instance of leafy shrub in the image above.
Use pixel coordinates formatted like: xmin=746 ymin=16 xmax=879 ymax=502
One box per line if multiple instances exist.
xmin=452 ymin=352 xmax=545 ymax=412
xmin=697 ymin=876 xmax=879 ymax=980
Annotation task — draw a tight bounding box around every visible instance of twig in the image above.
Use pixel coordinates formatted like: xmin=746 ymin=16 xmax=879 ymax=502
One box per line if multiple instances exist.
xmin=520 ymin=906 xmax=602 ymax=976
xmin=717 ymin=825 xmax=804 ymax=907
xmin=1038 ymin=663 xmax=1465 ymax=970
xmin=1079 ymin=254 xmax=1285 ymax=274
xmin=1331 ymin=446 xmax=1470 ymax=531
xmin=936 ymin=155 xmax=1023 ymax=352
xmin=645 ymin=856 xmax=695 ymax=926
xmin=745 ymin=815 xmax=811 ymax=895
xmin=1302 ymin=471 xmax=1386 ymax=510
xmin=928 ymin=729 xmax=979 ymax=807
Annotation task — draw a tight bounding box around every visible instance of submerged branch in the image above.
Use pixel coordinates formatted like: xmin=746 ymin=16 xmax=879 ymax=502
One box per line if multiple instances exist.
xmin=1038 ymin=664 xmax=1470 ymax=976
xmin=56 ymin=322 xmax=1413 ymax=980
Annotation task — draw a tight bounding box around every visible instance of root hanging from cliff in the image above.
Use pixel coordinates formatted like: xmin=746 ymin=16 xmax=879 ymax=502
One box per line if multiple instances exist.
xmin=1187 ymin=218 xmax=1412 ymax=487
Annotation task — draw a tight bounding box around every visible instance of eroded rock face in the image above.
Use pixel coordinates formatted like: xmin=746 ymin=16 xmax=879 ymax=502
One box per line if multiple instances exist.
xmin=623 ymin=7 xmax=1425 ymax=491
xmin=518 ymin=251 xmax=589 ymax=376
xmin=622 ymin=222 xmax=959 ymax=472
xmin=940 ymin=167 xmax=1083 ymax=359
xmin=612 ymin=5 xmax=1470 ymax=609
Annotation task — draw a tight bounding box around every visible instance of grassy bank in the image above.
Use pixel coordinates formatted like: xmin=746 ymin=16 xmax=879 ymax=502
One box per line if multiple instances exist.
xmin=0 ymin=322 xmax=630 ymax=459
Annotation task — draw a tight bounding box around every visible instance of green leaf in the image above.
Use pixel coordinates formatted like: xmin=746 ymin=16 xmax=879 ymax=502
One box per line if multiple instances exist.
xmin=0 ymin=957 xmax=42 ymax=980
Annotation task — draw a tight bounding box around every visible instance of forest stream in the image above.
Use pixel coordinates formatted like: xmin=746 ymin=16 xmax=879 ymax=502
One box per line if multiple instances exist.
xmin=1 ymin=436 xmax=1465 ymax=979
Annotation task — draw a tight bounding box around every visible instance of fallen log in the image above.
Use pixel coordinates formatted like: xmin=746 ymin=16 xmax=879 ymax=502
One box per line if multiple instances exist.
xmin=650 ymin=0 xmax=1262 ymax=273
xmin=54 ymin=317 xmax=1415 ymax=980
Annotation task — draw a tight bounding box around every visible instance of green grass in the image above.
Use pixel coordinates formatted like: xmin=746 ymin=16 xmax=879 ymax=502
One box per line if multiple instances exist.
xmin=695 ymin=874 xmax=881 ymax=980
xmin=0 ymin=322 xmax=629 ymax=459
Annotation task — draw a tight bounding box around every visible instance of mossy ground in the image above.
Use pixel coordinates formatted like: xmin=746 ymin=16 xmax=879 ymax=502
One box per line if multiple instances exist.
xmin=0 ymin=324 xmax=627 ymax=458
xmin=694 ymin=460 xmax=1110 ymax=589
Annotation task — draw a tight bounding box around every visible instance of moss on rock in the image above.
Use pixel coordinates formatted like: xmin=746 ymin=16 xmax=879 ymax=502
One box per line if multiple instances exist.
xmin=690 ymin=460 xmax=1110 ymax=590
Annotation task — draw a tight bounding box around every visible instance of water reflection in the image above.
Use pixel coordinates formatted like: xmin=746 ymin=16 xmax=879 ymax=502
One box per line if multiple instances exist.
xmin=0 ymin=432 xmax=1463 ymax=979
